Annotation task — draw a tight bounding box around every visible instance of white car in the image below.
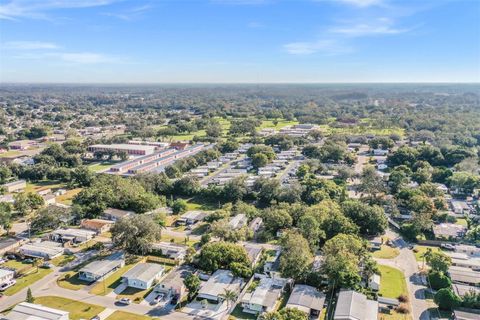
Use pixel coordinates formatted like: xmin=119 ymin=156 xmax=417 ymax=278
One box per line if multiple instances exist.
xmin=0 ymin=280 xmax=16 ymax=291
xmin=117 ymin=298 xmax=131 ymax=305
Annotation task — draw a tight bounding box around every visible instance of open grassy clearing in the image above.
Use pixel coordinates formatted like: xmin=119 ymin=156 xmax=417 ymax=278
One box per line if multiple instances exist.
xmin=228 ymin=305 xmax=257 ymax=320
xmin=50 ymin=254 xmax=76 ymax=267
xmin=34 ymin=296 xmax=105 ymax=320
xmin=258 ymin=119 xmax=299 ymax=130
xmin=25 ymin=181 xmax=65 ymax=193
xmin=378 ymin=265 xmax=408 ymax=299
xmin=88 ymin=162 xmax=115 ymax=172
xmin=56 ymin=188 xmax=82 ymax=205
xmin=413 ymin=245 xmax=444 ymax=262
xmin=372 ymin=245 xmax=400 ymax=259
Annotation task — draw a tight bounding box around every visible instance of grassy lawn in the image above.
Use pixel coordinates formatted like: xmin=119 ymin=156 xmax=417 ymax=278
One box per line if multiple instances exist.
xmin=455 ymin=218 xmax=468 ymax=227
xmin=4 ymin=267 xmax=53 ymax=295
xmin=2 ymin=259 xmax=31 ymax=270
xmin=159 ymin=234 xmax=197 ymax=247
xmin=106 ymin=311 xmax=152 ymax=320
xmin=0 ymin=150 xmax=21 ymax=157
xmin=378 ymin=265 xmax=408 ymax=299
xmin=117 ymin=286 xmax=153 ymax=304
xmin=34 ymin=296 xmax=104 ymax=320
xmin=183 ymin=196 xmax=220 ymax=211
xmin=228 ymin=305 xmax=257 ymax=320
xmin=25 ymin=181 xmax=65 ymax=193
xmin=89 ymin=263 xmax=136 ymax=296
xmin=56 ymin=188 xmax=82 ymax=205
xmin=378 ymin=310 xmax=412 ymax=320
xmin=88 ymin=162 xmax=115 ymax=173
xmin=372 ymin=245 xmax=400 ymax=259
xmin=57 ymin=271 xmax=90 ymax=291
xmin=413 ymin=245 xmax=443 ymax=262
xmin=50 ymin=254 xmax=76 ymax=267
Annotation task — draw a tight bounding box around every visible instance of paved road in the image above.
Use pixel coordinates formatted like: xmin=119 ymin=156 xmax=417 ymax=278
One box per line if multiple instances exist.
xmin=376 ymin=229 xmax=432 ymax=320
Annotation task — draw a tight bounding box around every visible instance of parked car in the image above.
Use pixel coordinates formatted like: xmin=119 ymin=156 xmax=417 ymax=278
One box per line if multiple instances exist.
xmin=42 ymin=262 xmax=54 ymax=269
xmin=117 ymin=298 xmax=131 ymax=305
xmin=6 ymin=255 xmax=16 ymax=260
xmin=90 ymin=316 xmax=100 ymax=320
xmin=23 ymin=258 xmax=34 ymax=264
xmin=0 ymin=280 xmax=16 ymax=291
xmin=441 ymin=243 xmax=455 ymax=251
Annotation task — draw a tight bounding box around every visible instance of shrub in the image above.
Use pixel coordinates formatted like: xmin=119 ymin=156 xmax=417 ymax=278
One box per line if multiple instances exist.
xmin=428 ymin=271 xmax=451 ymax=290
xmin=396 ymin=303 xmax=410 ymax=314
xmin=398 ymin=294 xmax=409 ymax=303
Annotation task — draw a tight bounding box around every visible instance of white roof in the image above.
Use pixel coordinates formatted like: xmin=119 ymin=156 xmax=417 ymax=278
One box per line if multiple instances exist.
xmin=5 ymin=302 xmax=69 ymax=320
xmin=123 ymin=263 xmax=164 ymax=283
xmin=0 ymin=268 xmax=15 ymax=278
xmin=244 ymin=277 xmax=288 ymax=309
xmin=19 ymin=243 xmax=64 ymax=257
xmin=80 ymin=252 xmax=124 ymax=276
xmin=286 ymin=284 xmax=325 ymax=312
xmin=89 ymin=144 xmax=155 ymax=152
xmin=197 ymin=270 xmax=242 ymax=299
xmin=52 ymin=228 xmax=96 ymax=238
xmin=334 ymin=290 xmax=378 ymax=320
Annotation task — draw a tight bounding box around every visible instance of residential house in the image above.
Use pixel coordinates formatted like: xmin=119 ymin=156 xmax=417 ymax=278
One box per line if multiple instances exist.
xmin=19 ymin=241 xmax=64 ymax=260
xmin=248 ymin=217 xmax=263 ymax=238
xmin=122 ymin=263 xmax=165 ymax=290
xmin=176 ymin=211 xmax=207 ymax=226
xmin=2 ymin=180 xmax=26 ymax=193
xmin=152 ymin=242 xmax=188 ymax=263
xmin=102 ymin=208 xmax=134 ymax=221
xmin=7 ymin=140 xmax=36 ymax=150
xmin=286 ymin=284 xmax=326 ymax=318
xmin=453 ymin=309 xmax=480 ymax=320
xmin=369 ymin=274 xmax=381 ymax=291
xmin=80 ymin=219 xmax=114 ymax=234
xmin=78 ymin=252 xmax=125 ymax=282
xmin=197 ymin=269 xmax=243 ymax=303
xmin=154 ymin=265 xmax=195 ymax=299
xmin=0 ymin=269 xmax=15 ymax=286
xmin=229 ymin=214 xmax=248 ymax=230
xmin=432 ymin=223 xmax=467 ymax=240
xmin=373 ymin=149 xmax=389 ymax=156
xmin=243 ymin=244 xmax=263 ymax=267
xmin=455 ymin=245 xmax=480 ymax=257
xmin=452 ymin=283 xmax=480 ymax=297
xmin=334 ymin=290 xmax=379 ymax=320
xmin=451 ymin=200 xmax=471 ymax=215
xmin=3 ymin=302 xmax=69 ymax=320
xmin=0 ymin=238 xmax=25 ymax=255
xmin=448 ymin=266 xmax=480 ymax=286
xmin=50 ymin=228 xmax=96 ymax=244
xmin=241 ymin=277 xmax=290 ymax=314
xmin=42 ymin=194 xmax=56 ymax=205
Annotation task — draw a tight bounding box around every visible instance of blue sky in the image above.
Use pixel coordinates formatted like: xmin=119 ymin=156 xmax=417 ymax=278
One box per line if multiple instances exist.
xmin=0 ymin=0 xmax=479 ymax=83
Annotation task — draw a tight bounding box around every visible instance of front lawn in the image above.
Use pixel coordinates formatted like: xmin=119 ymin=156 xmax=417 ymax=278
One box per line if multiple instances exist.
xmin=378 ymin=310 xmax=412 ymax=320
xmin=34 ymin=296 xmax=104 ymax=320
xmin=117 ymin=286 xmax=153 ymax=304
xmin=89 ymin=264 xmax=136 ymax=296
xmin=378 ymin=265 xmax=408 ymax=299
xmin=372 ymin=245 xmax=400 ymax=259
xmin=413 ymin=245 xmax=443 ymax=262
xmin=50 ymin=254 xmax=76 ymax=267
xmin=228 ymin=305 xmax=257 ymax=320
xmin=57 ymin=271 xmax=90 ymax=291
xmin=4 ymin=267 xmax=53 ymax=295
xmin=106 ymin=311 xmax=152 ymax=320
xmin=56 ymin=188 xmax=82 ymax=205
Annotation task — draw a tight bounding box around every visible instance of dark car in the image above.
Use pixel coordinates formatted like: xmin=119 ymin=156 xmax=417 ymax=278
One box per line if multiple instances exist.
xmin=170 ymin=294 xmax=180 ymax=305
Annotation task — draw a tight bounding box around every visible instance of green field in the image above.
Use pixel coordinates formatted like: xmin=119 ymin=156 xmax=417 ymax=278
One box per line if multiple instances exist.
xmin=372 ymin=245 xmax=400 ymax=259
xmin=34 ymin=296 xmax=105 ymax=320
xmin=413 ymin=245 xmax=444 ymax=262
xmin=3 ymin=262 xmax=53 ymax=296
xmin=57 ymin=271 xmax=90 ymax=291
xmin=88 ymin=162 xmax=115 ymax=172
xmin=378 ymin=265 xmax=408 ymax=299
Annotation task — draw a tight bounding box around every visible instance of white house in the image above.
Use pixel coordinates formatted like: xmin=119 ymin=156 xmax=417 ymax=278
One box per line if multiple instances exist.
xmin=79 ymin=252 xmax=125 ymax=282
xmin=50 ymin=228 xmax=96 ymax=244
xmin=154 ymin=265 xmax=194 ymax=299
xmin=241 ymin=277 xmax=289 ymax=314
xmin=368 ymin=274 xmax=381 ymax=291
xmin=5 ymin=302 xmax=69 ymax=320
xmin=19 ymin=241 xmax=64 ymax=260
xmin=229 ymin=214 xmax=248 ymax=230
xmin=334 ymin=290 xmax=378 ymax=320
xmin=2 ymin=180 xmax=26 ymax=193
xmin=122 ymin=263 xmax=165 ymax=290
xmin=151 ymin=242 xmax=188 ymax=262
xmin=0 ymin=269 xmax=15 ymax=286
xmin=286 ymin=284 xmax=325 ymax=318
xmin=197 ymin=269 xmax=243 ymax=302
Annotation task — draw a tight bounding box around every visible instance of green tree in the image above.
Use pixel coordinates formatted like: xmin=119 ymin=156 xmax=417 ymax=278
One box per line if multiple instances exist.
xmin=279 ymin=231 xmax=313 ymax=280
xmin=26 ymin=287 xmax=34 ymax=303
xmin=198 ymin=241 xmax=251 ymax=274
xmin=184 ymin=273 xmax=200 ymax=300
xmin=426 ymin=252 xmax=451 ymax=273
xmin=171 ymin=199 xmax=187 ymax=215
xmin=111 ymin=215 xmax=162 ymax=255
xmin=342 ymin=200 xmax=387 ymax=236
xmin=434 ymin=288 xmax=461 ymax=311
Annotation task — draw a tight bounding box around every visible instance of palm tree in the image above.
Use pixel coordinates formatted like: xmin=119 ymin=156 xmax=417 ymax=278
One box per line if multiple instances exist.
xmin=219 ymin=289 xmax=237 ymax=312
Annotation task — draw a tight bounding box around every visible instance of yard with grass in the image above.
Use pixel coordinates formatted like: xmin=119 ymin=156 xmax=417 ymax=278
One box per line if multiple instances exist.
xmin=455 ymin=218 xmax=468 ymax=227
xmin=378 ymin=265 xmax=408 ymax=299
xmin=228 ymin=305 xmax=257 ymax=320
xmin=25 ymin=181 xmax=65 ymax=193
xmin=106 ymin=311 xmax=152 ymax=320
xmin=89 ymin=263 xmax=136 ymax=295
xmin=372 ymin=245 xmax=400 ymax=259
xmin=88 ymin=162 xmax=115 ymax=172
xmin=4 ymin=267 xmax=53 ymax=295
xmin=50 ymin=254 xmax=76 ymax=267
xmin=34 ymin=296 xmax=105 ymax=320
xmin=117 ymin=286 xmax=154 ymax=304
xmin=378 ymin=310 xmax=412 ymax=320
xmin=57 ymin=271 xmax=90 ymax=291
xmin=258 ymin=119 xmax=299 ymax=130
xmin=413 ymin=245 xmax=444 ymax=262
xmin=56 ymin=188 xmax=82 ymax=205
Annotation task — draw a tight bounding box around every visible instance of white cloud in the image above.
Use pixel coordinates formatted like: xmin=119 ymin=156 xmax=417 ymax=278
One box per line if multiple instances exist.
xmin=283 ymin=40 xmax=351 ymax=55
xmin=3 ymin=41 xmax=60 ymax=50
xmin=0 ymin=0 xmax=119 ymax=20
xmin=103 ymin=4 xmax=152 ymax=21
xmin=12 ymin=51 xmax=122 ymax=64
xmin=327 ymin=0 xmax=384 ymax=7
xmin=330 ymin=18 xmax=409 ymax=36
